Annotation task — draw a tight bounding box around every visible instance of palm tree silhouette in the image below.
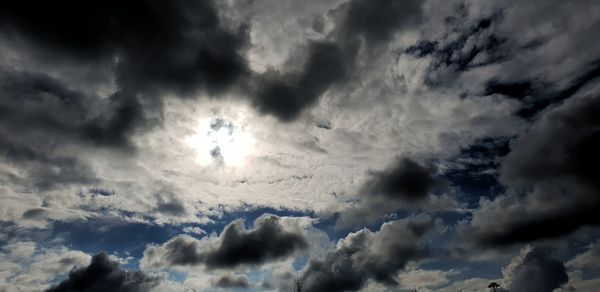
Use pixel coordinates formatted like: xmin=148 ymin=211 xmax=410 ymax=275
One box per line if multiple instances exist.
xmin=487 ymin=282 xmax=501 ymax=292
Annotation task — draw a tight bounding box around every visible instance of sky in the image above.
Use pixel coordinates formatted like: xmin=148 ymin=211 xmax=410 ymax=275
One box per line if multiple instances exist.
xmin=0 ymin=0 xmax=599 ymax=291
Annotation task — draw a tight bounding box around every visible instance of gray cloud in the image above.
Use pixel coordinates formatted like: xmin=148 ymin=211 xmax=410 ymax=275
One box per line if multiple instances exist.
xmin=462 ymin=91 xmax=600 ymax=247
xmin=360 ymin=157 xmax=445 ymax=202
xmin=46 ymin=253 xmax=160 ymax=292
xmin=250 ymin=0 xmax=424 ymax=120
xmin=0 ymin=0 xmax=249 ymax=149
xmin=142 ymin=215 xmax=307 ymax=269
xmin=302 ymin=214 xmax=439 ymax=292
xmin=213 ymin=274 xmax=250 ymax=289
xmin=502 ymin=246 xmax=568 ymax=292
xmin=337 ymin=158 xmax=452 ymax=228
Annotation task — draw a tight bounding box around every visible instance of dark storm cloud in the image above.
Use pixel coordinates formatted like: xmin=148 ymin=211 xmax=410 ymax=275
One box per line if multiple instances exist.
xmin=143 ymin=215 xmax=307 ymax=269
xmin=484 ymin=80 xmax=534 ymax=100
xmin=213 ymin=274 xmax=250 ymax=289
xmin=251 ymin=0 xmax=423 ymax=120
xmin=0 ymin=0 xmax=425 ymax=136
xmin=46 ymin=253 xmax=160 ymax=292
xmin=362 ymin=157 xmax=445 ymax=202
xmin=0 ymin=0 xmax=248 ymax=96
xmin=0 ymin=0 xmax=249 ymax=147
xmin=463 ymin=92 xmax=600 ymax=246
xmin=252 ymin=41 xmax=353 ymax=121
xmin=504 ymin=247 xmax=568 ymax=292
xmin=302 ymin=215 xmax=438 ymax=292
xmin=337 ymin=158 xmax=449 ymax=227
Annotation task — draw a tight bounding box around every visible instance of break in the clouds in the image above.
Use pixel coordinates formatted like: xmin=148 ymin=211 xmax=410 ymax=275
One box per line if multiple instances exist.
xmin=1 ymin=0 xmax=600 ymax=291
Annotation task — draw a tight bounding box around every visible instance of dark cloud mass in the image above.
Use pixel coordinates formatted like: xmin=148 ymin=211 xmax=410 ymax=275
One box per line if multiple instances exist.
xmin=251 ymin=0 xmax=423 ymax=120
xmin=46 ymin=253 xmax=160 ymax=292
xmin=0 ymin=0 xmax=248 ymax=148
xmin=464 ymin=92 xmax=600 ymax=246
xmin=303 ymin=215 xmax=437 ymax=292
xmin=503 ymin=247 xmax=569 ymax=292
xmin=143 ymin=215 xmax=307 ymax=269
xmin=213 ymin=274 xmax=250 ymax=289
xmin=337 ymin=158 xmax=448 ymax=227
xmin=362 ymin=157 xmax=444 ymax=202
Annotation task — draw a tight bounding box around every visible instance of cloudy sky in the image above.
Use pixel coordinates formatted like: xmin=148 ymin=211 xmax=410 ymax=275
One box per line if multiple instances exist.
xmin=0 ymin=0 xmax=599 ymax=291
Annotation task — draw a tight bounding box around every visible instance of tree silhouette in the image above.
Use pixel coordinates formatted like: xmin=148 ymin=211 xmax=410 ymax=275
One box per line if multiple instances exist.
xmin=487 ymin=282 xmax=501 ymax=292
xmin=293 ymin=275 xmax=306 ymax=292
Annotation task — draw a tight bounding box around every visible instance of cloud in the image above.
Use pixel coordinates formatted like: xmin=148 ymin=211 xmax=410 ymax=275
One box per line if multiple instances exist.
xmin=142 ymin=215 xmax=307 ymax=269
xmin=0 ymin=242 xmax=91 ymax=291
xmin=336 ymin=157 xmax=455 ymax=227
xmin=250 ymin=0 xmax=424 ymax=121
xmin=566 ymin=242 xmax=600 ymax=272
xmin=441 ymin=277 xmax=506 ymax=292
xmin=404 ymin=11 xmax=505 ymax=79
xmin=555 ymin=242 xmax=600 ymax=292
xmin=397 ymin=265 xmax=459 ymax=291
xmin=0 ymin=0 xmax=249 ymax=149
xmin=461 ymin=91 xmax=600 ymax=246
xmin=46 ymin=252 xmax=160 ymax=292
xmin=502 ymin=246 xmax=568 ymax=292
xmin=212 ymin=274 xmax=250 ymax=289
xmin=302 ymin=214 xmax=439 ymax=292
xmin=360 ymin=157 xmax=445 ymax=202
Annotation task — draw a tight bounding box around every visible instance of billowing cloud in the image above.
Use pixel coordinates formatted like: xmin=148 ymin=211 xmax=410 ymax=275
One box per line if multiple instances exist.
xmin=302 ymin=214 xmax=439 ymax=292
xmin=0 ymin=0 xmax=599 ymax=290
xmin=461 ymin=92 xmax=600 ymax=246
xmin=212 ymin=274 xmax=250 ymax=289
xmin=361 ymin=157 xmax=445 ymax=202
xmin=46 ymin=253 xmax=159 ymax=292
xmin=251 ymin=0 xmax=424 ymax=120
xmin=554 ymin=242 xmax=600 ymax=292
xmin=502 ymin=246 xmax=568 ymax=292
xmin=142 ymin=215 xmax=307 ymax=269
xmin=0 ymin=242 xmax=91 ymax=291
xmin=337 ymin=158 xmax=455 ymax=227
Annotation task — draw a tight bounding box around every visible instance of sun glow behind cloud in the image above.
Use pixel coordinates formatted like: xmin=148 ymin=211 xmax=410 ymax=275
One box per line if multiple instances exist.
xmin=185 ymin=113 xmax=256 ymax=167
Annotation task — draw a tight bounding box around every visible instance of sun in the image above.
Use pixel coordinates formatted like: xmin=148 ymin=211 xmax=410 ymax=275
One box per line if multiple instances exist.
xmin=184 ymin=115 xmax=255 ymax=167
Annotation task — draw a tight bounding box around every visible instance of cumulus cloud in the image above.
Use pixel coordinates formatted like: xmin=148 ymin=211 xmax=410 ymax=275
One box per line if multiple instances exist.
xmin=501 ymin=246 xmax=568 ymax=292
xmin=461 ymin=91 xmax=600 ymax=246
xmin=0 ymin=242 xmax=90 ymax=291
xmin=212 ymin=274 xmax=250 ymax=289
xmin=46 ymin=252 xmax=160 ymax=292
xmin=0 ymin=0 xmax=249 ymax=149
xmin=337 ymin=157 xmax=455 ymax=227
xmin=251 ymin=0 xmax=424 ymax=120
xmin=142 ymin=215 xmax=307 ymax=269
xmin=302 ymin=214 xmax=439 ymax=292
xmin=555 ymin=242 xmax=600 ymax=292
